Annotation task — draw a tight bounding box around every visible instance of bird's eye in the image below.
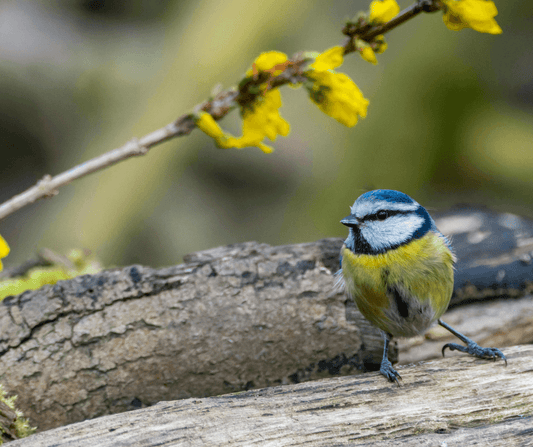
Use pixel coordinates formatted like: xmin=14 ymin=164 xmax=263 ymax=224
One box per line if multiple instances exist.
xmin=377 ymin=210 xmax=388 ymax=221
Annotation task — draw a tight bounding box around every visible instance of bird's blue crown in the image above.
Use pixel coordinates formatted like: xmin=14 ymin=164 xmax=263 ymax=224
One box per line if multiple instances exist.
xmin=357 ymin=189 xmax=415 ymax=205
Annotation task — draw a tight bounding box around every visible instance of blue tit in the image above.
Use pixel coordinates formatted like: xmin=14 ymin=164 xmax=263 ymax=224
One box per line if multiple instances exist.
xmin=338 ymin=189 xmax=506 ymax=384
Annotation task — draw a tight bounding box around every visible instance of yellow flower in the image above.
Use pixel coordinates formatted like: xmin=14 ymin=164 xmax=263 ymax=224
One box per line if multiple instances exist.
xmin=356 ymin=35 xmax=387 ymax=65
xmin=196 ymin=112 xmax=226 ymax=140
xmin=442 ymin=0 xmax=502 ymax=34
xmin=195 ymin=112 xmax=235 ymax=149
xmin=310 ymin=46 xmax=344 ymax=72
xmin=196 ymin=51 xmax=291 ymax=153
xmin=310 ymin=72 xmax=369 ymax=127
xmin=197 ymin=51 xmax=292 ymax=153
xmin=243 ymin=90 xmax=290 ymax=143
xmin=0 ymin=234 xmax=9 ymax=270
xmin=369 ymin=0 xmax=400 ymax=23
xmin=359 ymin=44 xmax=378 ymax=65
xmin=226 ymin=90 xmax=290 ymax=153
xmin=306 ymin=46 xmax=369 ymax=127
xmin=196 ymin=90 xmax=290 ymax=154
xmin=373 ymin=35 xmax=388 ymax=54
xmin=246 ymin=51 xmax=288 ymax=77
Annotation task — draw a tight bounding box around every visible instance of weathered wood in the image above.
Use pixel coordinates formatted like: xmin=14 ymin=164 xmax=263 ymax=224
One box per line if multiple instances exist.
xmin=10 ymin=345 xmax=533 ymax=447
xmin=0 ymin=399 xmax=18 ymax=442
xmin=437 ymin=207 xmax=533 ymax=305
xmin=0 ymin=239 xmax=385 ymax=432
xmin=399 ymin=293 xmax=533 ymax=364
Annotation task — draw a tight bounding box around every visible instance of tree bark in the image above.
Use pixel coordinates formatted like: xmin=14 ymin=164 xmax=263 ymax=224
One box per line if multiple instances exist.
xmin=0 ymin=239 xmax=386 ymax=432
xmin=9 ymin=344 xmax=533 ymax=447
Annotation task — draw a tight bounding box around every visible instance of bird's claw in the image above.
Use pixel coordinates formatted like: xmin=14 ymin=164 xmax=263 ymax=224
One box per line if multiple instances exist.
xmin=442 ymin=342 xmax=507 ymax=366
xmin=380 ymin=358 xmax=402 ymax=386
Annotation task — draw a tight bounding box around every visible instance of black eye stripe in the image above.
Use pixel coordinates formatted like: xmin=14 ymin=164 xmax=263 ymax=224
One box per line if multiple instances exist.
xmin=363 ymin=210 xmax=409 ymax=222
xmin=344 ymin=204 xmax=434 ymax=255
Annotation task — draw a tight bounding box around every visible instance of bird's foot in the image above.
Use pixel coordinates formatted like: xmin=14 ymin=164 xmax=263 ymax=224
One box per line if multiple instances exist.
xmin=380 ymin=358 xmax=402 ymax=385
xmin=442 ymin=341 xmax=507 ymax=366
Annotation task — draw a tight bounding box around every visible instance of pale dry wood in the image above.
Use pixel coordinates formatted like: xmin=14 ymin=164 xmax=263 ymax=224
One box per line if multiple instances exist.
xmin=10 ymin=345 xmax=533 ymax=447
xmin=399 ymin=294 xmax=533 ymax=364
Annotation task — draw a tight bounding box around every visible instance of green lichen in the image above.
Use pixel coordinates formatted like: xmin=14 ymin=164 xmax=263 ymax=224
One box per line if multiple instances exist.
xmin=0 ymin=384 xmax=36 ymax=443
xmin=0 ymin=249 xmax=102 ymax=301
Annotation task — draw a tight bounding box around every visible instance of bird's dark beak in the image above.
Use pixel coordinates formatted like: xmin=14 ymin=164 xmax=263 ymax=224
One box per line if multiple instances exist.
xmin=340 ymin=214 xmax=359 ymax=227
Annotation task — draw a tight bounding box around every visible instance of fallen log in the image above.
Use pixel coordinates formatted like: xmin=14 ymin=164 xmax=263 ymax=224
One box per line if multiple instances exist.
xmin=10 ymin=345 xmax=533 ymax=447
xmin=0 ymin=239 xmax=384 ymax=432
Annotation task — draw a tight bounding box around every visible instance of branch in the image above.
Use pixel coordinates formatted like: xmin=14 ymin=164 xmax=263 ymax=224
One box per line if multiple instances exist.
xmin=0 ymin=1 xmax=440 ymax=222
xmin=0 ymin=121 xmax=191 ymax=221
xmin=360 ymin=0 xmax=441 ymax=41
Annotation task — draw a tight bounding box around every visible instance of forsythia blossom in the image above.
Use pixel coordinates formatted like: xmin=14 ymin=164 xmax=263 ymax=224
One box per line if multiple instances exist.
xmin=358 ymin=42 xmax=378 ymax=65
xmin=442 ymin=0 xmax=502 ymax=34
xmin=357 ymin=34 xmax=388 ymax=65
xmin=234 ymin=90 xmax=290 ymax=152
xmin=196 ymin=51 xmax=290 ymax=153
xmin=0 ymin=234 xmax=9 ymax=270
xmin=306 ymin=46 xmax=369 ymax=127
xmin=369 ymin=0 xmax=400 ymax=23
xmin=197 ymin=44 xmax=373 ymax=151
xmin=196 ymin=91 xmax=290 ymax=154
xmin=358 ymin=0 xmax=396 ymax=65
xmin=246 ymin=51 xmax=288 ymax=77
xmin=195 ymin=112 xmax=227 ymax=141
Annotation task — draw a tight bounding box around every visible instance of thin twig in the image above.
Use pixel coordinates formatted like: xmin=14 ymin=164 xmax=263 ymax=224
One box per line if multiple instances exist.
xmin=361 ymin=1 xmax=440 ymax=41
xmin=0 ymin=121 xmax=193 ymax=221
xmin=343 ymin=0 xmax=441 ymax=52
xmin=362 ymin=4 xmax=424 ymax=41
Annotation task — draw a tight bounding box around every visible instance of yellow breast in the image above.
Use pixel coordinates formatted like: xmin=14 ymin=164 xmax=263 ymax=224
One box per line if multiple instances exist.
xmin=341 ymin=232 xmax=455 ymax=337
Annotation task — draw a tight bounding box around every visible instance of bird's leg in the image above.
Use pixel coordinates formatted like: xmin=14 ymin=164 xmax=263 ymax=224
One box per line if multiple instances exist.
xmin=438 ymin=319 xmax=507 ymax=365
xmin=380 ymin=332 xmax=402 ymax=385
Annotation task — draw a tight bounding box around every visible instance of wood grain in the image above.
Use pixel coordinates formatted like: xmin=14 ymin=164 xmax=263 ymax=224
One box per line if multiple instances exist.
xmin=10 ymin=345 xmax=532 ymax=446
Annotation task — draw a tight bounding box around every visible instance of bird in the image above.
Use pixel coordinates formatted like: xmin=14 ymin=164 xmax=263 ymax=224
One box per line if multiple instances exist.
xmin=337 ymin=189 xmax=506 ymax=384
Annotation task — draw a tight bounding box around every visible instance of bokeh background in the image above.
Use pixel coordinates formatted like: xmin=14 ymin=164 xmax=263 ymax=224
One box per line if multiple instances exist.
xmin=0 ymin=0 xmax=531 ymax=268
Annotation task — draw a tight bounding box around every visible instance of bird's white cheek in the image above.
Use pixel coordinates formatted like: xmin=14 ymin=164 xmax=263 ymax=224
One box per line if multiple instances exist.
xmin=361 ymin=215 xmax=425 ymax=251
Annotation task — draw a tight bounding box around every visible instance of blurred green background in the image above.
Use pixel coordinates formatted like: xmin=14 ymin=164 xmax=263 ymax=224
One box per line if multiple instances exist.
xmin=0 ymin=0 xmax=532 ymax=268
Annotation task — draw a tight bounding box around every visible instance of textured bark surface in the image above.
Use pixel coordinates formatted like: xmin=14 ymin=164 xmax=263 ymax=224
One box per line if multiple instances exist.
xmin=0 ymin=239 xmax=385 ymax=432
xmin=10 ymin=345 xmax=533 ymax=447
